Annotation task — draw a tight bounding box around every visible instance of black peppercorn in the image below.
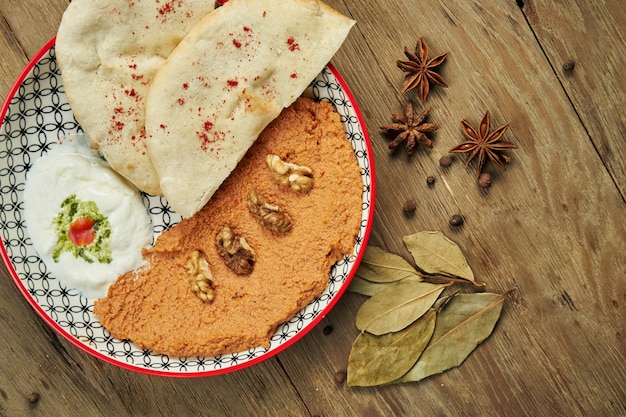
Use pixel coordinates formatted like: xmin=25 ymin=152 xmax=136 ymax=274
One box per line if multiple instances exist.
xmin=334 ymin=370 xmax=347 ymax=384
xmin=27 ymin=392 xmax=39 ymax=404
xmin=403 ymin=199 xmax=417 ymax=213
xmin=439 ymin=155 xmax=452 ymax=168
xmin=477 ymin=172 xmax=492 ymax=188
xmin=449 ymin=214 xmax=464 ymax=227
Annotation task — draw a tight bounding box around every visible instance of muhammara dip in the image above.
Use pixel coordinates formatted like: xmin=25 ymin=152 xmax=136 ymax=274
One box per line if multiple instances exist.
xmin=94 ymin=97 xmax=362 ymax=357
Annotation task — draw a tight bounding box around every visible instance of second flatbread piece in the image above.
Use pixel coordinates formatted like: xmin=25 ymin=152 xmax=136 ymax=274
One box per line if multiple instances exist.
xmin=146 ymin=0 xmax=355 ymax=217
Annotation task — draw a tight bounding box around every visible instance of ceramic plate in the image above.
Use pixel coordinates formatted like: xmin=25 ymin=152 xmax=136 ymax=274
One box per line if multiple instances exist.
xmin=0 ymin=38 xmax=375 ymax=377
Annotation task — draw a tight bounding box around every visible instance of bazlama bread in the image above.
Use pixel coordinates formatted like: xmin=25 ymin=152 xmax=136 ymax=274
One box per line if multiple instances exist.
xmin=145 ymin=0 xmax=355 ymax=217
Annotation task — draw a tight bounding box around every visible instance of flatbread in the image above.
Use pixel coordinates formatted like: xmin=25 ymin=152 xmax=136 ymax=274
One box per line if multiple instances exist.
xmin=146 ymin=0 xmax=355 ymax=217
xmin=56 ymin=0 xmax=216 ymax=195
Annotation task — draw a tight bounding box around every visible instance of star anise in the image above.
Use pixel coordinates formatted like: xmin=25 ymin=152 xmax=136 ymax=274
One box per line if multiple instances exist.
xmin=380 ymin=101 xmax=438 ymax=155
xmin=397 ymin=38 xmax=448 ymax=102
xmin=449 ymin=111 xmax=517 ymax=178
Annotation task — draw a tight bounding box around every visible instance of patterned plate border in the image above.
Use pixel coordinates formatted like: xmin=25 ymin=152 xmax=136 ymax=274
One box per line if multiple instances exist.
xmin=0 ymin=38 xmax=376 ymax=377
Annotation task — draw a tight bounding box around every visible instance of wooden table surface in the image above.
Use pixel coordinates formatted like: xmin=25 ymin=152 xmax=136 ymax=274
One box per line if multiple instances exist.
xmin=1 ymin=0 xmax=624 ymax=416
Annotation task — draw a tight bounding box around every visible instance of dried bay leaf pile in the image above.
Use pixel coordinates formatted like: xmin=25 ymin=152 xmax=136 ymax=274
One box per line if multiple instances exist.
xmin=346 ymin=231 xmax=514 ymax=387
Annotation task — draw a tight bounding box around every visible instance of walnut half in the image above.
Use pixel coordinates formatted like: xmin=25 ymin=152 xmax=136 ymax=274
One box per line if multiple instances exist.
xmin=247 ymin=189 xmax=292 ymax=234
xmin=185 ymin=250 xmax=215 ymax=303
xmin=215 ymin=226 xmax=255 ymax=275
xmin=266 ymin=154 xmax=313 ymax=192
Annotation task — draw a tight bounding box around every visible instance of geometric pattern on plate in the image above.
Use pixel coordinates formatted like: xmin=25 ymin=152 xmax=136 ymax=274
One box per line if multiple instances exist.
xmin=0 ymin=41 xmax=374 ymax=376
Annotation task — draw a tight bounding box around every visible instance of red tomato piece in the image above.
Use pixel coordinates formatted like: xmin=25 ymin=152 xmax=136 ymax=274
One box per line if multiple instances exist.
xmin=68 ymin=217 xmax=95 ymax=247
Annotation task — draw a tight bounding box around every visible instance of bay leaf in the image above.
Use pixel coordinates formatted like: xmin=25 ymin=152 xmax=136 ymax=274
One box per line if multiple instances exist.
xmin=355 ymin=245 xmax=421 ymax=283
xmin=347 ymin=309 xmax=437 ymax=387
xmin=399 ymin=291 xmax=509 ymax=383
xmin=403 ymin=231 xmax=484 ymax=286
xmin=355 ymin=279 xmax=446 ymax=335
xmin=348 ymin=275 xmax=396 ymax=296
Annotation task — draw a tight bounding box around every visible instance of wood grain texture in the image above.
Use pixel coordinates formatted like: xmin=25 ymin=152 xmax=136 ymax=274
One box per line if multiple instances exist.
xmin=0 ymin=0 xmax=67 ymax=57
xmin=0 ymin=15 xmax=29 ymax=95
xmin=523 ymin=0 xmax=626 ymax=198
xmin=0 ymin=0 xmax=624 ymax=416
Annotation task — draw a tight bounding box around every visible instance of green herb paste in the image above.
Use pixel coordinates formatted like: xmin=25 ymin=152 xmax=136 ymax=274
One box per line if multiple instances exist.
xmin=52 ymin=194 xmax=113 ymax=264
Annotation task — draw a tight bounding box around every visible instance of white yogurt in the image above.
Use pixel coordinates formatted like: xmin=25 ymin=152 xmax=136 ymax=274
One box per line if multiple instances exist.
xmin=23 ymin=139 xmax=152 ymax=299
